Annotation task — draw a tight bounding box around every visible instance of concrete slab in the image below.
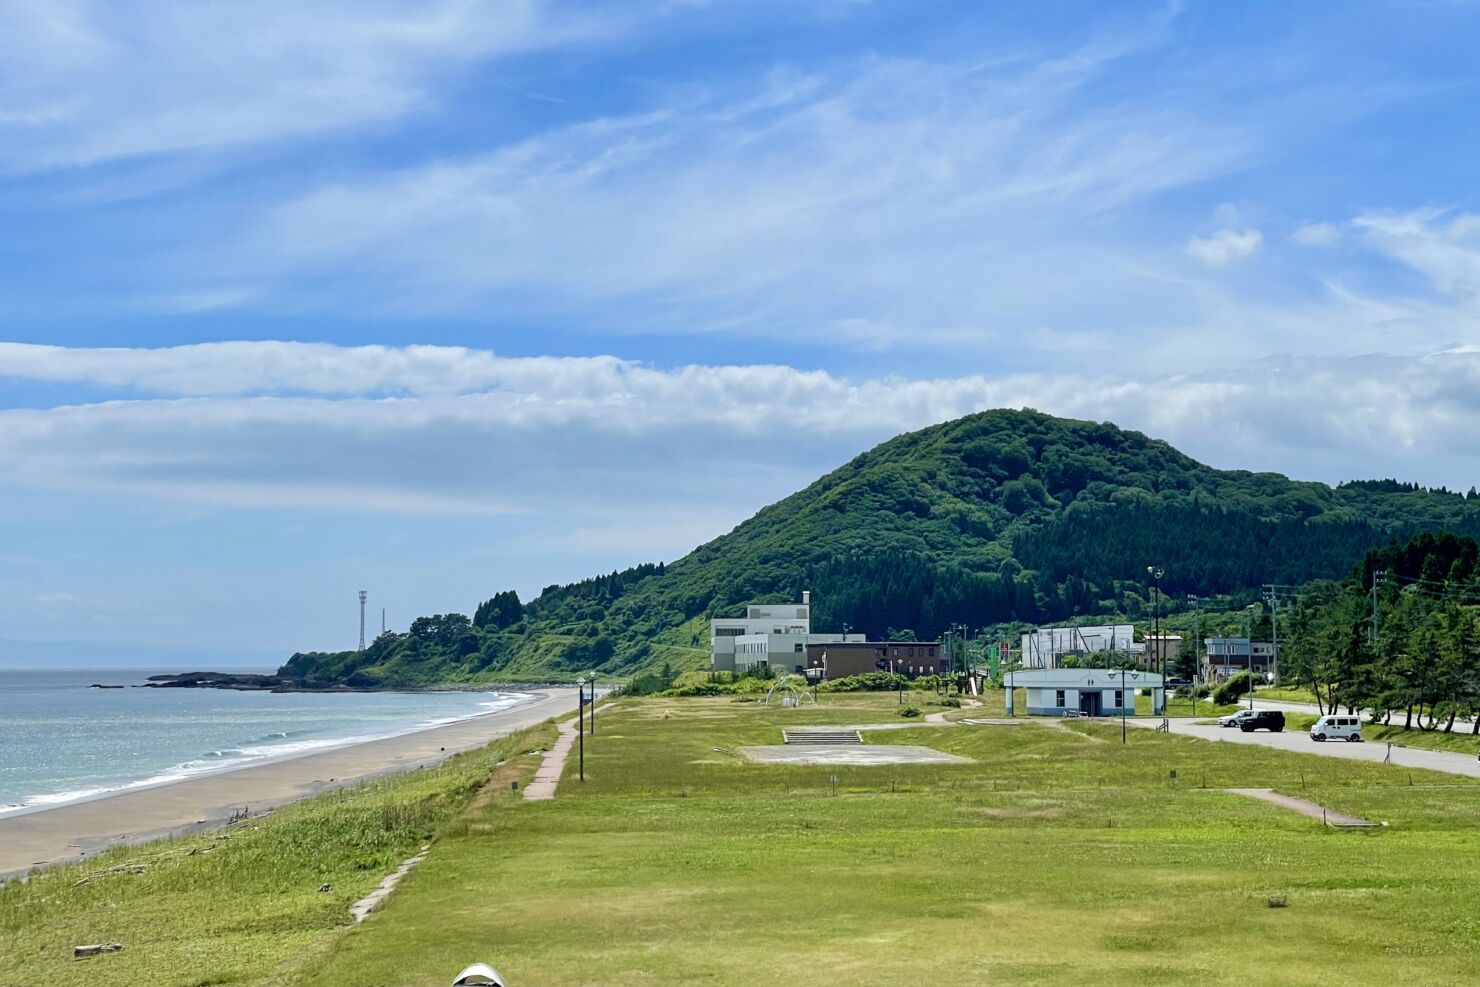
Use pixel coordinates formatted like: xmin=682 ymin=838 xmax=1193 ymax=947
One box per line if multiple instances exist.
xmin=739 ymin=744 xmax=971 ymax=766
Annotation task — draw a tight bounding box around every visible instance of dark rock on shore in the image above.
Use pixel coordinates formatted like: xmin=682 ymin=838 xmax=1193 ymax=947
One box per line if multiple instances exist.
xmin=143 ymin=672 xmax=361 ymax=693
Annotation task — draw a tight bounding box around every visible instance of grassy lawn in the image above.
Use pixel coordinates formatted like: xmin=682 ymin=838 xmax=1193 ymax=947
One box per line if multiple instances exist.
xmin=0 ymin=723 xmax=555 ymax=987
xmin=1255 ymin=686 xmax=1320 ymax=704
xmin=284 ymin=697 xmax=1480 ymax=987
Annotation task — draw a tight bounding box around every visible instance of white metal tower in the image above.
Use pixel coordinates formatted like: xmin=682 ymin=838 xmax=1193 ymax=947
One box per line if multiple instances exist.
xmin=358 ymin=590 xmax=367 ymax=651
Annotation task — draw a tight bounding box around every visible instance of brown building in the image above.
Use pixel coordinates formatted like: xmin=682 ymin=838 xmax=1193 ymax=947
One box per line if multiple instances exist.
xmin=805 ymin=641 xmax=945 ymax=680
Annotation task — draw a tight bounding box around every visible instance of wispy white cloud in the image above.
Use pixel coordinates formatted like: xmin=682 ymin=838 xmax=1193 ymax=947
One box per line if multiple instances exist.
xmin=216 ymin=47 xmax=1253 ymax=350
xmin=0 ymin=0 xmax=618 ymax=172
xmin=1186 ymin=227 xmax=1263 ymax=267
xmin=1352 ymin=208 xmax=1480 ymax=301
xmin=1292 ymin=221 xmax=1341 ymax=247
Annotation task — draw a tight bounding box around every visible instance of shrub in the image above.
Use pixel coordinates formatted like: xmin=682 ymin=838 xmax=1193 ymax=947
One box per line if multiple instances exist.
xmin=1211 ymin=671 xmax=1253 ymax=706
xmin=932 ymin=697 xmax=962 ymax=708
xmin=819 ymin=671 xmax=910 ymax=693
xmin=899 ymin=705 xmax=922 ymax=718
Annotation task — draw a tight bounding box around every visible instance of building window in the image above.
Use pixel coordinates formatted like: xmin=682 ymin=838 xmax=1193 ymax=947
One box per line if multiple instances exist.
xmin=1114 ymin=690 xmax=1123 ymax=708
xmin=907 ymin=647 xmax=915 ymax=657
xmin=928 ymin=647 xmax=936 ymax=657
xmin=892 ymin=648 xmax=899 ymax=657
xmin=794 ymin=643 xmax=804 ymax=653
xmin=1055 ymin=690 xmax=1066 ymax=707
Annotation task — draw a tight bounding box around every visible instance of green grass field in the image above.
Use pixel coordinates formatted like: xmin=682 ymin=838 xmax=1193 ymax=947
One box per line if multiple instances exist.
xmin=10 ymin=694 xmax=1480 ymax=987
xmin=291 ymin=697 xmax=1480 ymax=987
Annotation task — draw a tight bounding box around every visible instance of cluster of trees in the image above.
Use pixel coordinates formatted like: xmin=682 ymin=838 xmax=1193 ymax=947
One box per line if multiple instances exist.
xmin=1281 ymin=533 xmax=1480 ymax=733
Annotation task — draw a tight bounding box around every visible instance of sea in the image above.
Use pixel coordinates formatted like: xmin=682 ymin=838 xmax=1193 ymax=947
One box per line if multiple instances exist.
xmin=0 ymin=668 xmax=532 ymax=817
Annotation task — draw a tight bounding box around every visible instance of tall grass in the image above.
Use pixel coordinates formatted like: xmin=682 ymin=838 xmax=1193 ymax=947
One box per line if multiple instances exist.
xmin=0 ymin=722 xmax=555 ymax=987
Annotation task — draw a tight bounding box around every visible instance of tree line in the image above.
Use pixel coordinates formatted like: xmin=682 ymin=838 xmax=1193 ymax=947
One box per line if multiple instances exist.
xmin=1280 ymin=532 xmax=1480 ymax=732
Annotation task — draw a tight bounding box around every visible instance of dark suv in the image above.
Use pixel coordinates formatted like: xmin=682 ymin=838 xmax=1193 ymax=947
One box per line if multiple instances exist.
xmin=1238 ymin=710 xmax=1285 ymax=733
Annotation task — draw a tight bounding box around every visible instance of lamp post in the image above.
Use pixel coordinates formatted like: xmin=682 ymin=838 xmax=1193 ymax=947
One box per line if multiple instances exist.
xmin=588 ymin=671 xmax=596 ymax=735
xmin=806 ymin=652 xmax=825 ymax=702
xmin=1147 ymin=565 xmax=1165 ymax=729
xmin=577 ymin=677 xmax=586 ymax=781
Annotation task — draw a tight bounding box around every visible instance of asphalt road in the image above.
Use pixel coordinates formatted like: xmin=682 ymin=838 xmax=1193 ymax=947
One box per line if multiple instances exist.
xmin=1128 ymin=705 xmax=1480 ymax=779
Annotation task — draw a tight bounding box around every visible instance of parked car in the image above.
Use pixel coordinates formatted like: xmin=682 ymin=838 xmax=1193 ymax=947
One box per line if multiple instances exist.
xmin=1238 ymin=710 xmax=1285 ymax=732
xmin=1310 ymin=714 xmax=1363 ymax=742
xmin=1217 ymin=709 xmax=1256 ymax=728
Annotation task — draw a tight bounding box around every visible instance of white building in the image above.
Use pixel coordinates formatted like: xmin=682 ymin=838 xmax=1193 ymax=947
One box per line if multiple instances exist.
xmin=1020 ymin=624 xmax=1142 ymax=669
xmin=710 ymin=592 xmax=864 ymax=675
xmin=1004 ymin=667 xmax=1164 ymax=717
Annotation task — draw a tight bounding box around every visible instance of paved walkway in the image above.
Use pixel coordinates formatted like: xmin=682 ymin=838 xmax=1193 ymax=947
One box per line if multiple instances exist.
xmin=522 ymin=703 xmax=612 ymax=801
xmin=1225 ymin=788 xmax=1375 ymax=827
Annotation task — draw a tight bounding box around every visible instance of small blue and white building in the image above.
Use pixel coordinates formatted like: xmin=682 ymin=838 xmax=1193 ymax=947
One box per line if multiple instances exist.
xmin=1004 ymin=668 xmax=1164 ymax=717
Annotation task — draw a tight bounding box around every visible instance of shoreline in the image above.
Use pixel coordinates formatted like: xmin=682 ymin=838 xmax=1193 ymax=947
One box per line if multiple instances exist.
xmin=0 ymin=686 xmax=580 ymax=880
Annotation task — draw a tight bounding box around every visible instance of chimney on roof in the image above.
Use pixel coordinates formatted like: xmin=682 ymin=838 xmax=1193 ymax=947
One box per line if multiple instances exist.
xmin=802 ymin=590 xmax=811 ymax=606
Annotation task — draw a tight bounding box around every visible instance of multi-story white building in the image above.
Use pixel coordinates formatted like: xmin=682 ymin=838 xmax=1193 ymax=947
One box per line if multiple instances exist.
xmin=1019 ymin=624 xmax=1142 ymax=669
xmin=710 ymin=591 xmax=864 ymax=675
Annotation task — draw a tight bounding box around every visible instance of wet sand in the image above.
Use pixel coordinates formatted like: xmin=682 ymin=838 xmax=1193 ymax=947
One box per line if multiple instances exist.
xmin=0 ymin=687 xmax=579 ymax=878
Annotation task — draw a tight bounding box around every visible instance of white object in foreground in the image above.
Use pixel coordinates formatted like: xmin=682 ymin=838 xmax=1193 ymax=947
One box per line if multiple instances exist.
xmin=452 ymin=962 xmax=507 ymax=986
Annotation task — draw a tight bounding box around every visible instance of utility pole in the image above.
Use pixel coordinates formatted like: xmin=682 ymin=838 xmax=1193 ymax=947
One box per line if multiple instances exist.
xmin=1262 ymin=585 xmax=1280 ymax=688
xmin=1244 ymin=603 xmax=1259 ymax=711
xmin=1187 ymin=594 xmax=1201 ymax=717
xmin=1147 ymin=566 xmax=1165 ymax=729
xmin=358 ymin=590 xmax=367 ymax=651
xmin=1371 ymin=570 xmax=1387 ymax=646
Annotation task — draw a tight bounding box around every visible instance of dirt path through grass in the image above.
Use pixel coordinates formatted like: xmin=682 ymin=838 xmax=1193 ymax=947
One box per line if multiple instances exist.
xmin=1224 ymin=788 xmax=1376 ymax=827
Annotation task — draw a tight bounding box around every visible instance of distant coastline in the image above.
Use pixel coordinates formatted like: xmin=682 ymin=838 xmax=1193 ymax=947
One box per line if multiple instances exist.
xmin=104 ymin=671 xmax=574 ymax=694
xmin=0 ymin=687 xmax=579 ymax=878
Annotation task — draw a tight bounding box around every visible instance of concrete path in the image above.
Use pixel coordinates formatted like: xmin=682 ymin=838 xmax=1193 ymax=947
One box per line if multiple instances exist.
xmin=522 ymin=702 xmax=612 ymax=801
xmin=1125 ymin=716 xmax=1480 ymax=779
xmin=1225 ymin=788 xmax=1375 ymax=828
xmin=351 ymin=847 xmax=429 ymax=923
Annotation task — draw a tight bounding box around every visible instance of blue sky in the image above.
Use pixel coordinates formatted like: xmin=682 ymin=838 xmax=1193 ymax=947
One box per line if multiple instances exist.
xmin=3 ymin=0 xmax=1480 ymax=662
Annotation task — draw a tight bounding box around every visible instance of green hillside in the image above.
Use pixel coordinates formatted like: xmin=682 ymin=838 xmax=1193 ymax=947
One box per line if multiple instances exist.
xmin=280 ymin=409 xmax=1480 ymax=686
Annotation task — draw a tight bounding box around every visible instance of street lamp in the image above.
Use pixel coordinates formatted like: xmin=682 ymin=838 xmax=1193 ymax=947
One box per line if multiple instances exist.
xmin=1147 ymin=566 xmax=1165 ymax=729
xmin=577 ymin=677 xmax=587 ymax=781
xmin=805 ymin=650 xmax=826 ymax=702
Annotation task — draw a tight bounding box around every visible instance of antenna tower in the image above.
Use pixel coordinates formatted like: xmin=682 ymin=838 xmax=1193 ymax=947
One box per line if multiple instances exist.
xmin=358 ymin=590 xmax=368 ymax=651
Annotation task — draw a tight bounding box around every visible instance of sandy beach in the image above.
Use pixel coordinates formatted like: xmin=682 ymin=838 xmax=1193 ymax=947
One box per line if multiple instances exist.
xmin=0 ymin=686 xmax=580 ymax=878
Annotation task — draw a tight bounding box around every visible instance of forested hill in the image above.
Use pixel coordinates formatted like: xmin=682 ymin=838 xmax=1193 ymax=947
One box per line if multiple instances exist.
xmin=280 ymin=409 xmax=1480 ymax=686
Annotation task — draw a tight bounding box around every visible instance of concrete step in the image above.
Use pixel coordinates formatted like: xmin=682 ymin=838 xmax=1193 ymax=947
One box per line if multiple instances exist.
xmin=783 ymin=729 xmax=863 ymax=745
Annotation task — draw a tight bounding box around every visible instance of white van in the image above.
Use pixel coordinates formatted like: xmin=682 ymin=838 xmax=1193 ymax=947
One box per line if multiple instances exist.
xmin=1310 ymin=714 xmax=1363 ymax=742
